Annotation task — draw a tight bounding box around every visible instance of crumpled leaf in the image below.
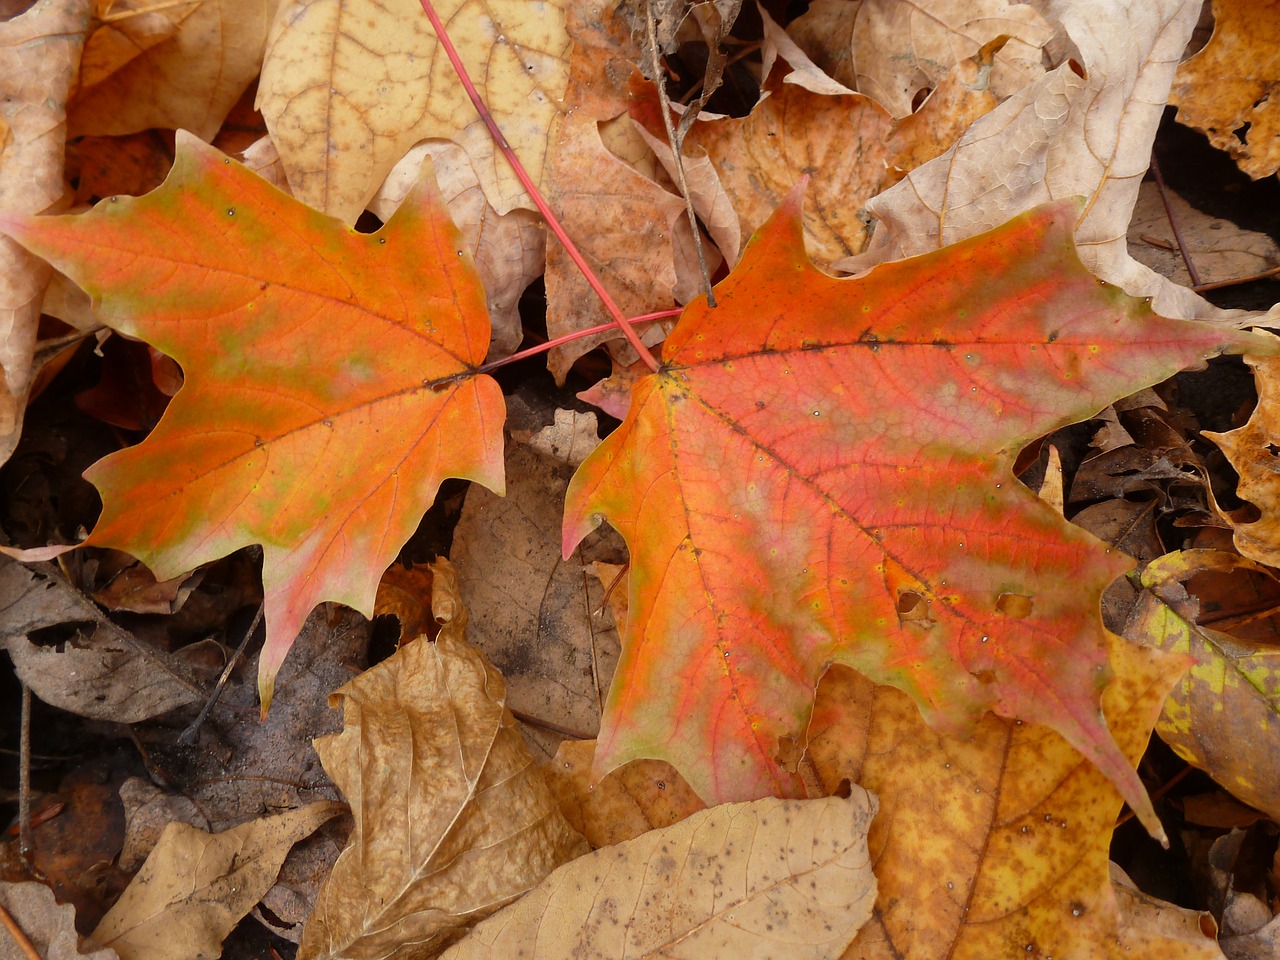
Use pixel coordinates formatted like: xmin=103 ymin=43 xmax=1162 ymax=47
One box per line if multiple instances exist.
xmin=807 ymin=632 xmax=1221 ymax=959
xmin=0 ymin=133 xmax=505 ymax=707
xmin=0 ymin=881 xmax=117 ymax=960
xmin=1126 ymin=550 xmax=1280 ymax=823
xmin=92 ymin=801 xmax=345 ymax=960
xmin=563 ymin=189 xmax=1264 ymax=839
xmin=257 ymin=0 xmax=569 ymax=222
xmin=1169 ymin=0 xmax=1280 ymax=180
xmin=845 ymin=0 xmax=1231 ymax=323
xmin=0 ymin=0 xmax=91 ymax=467
xmin=848 ymin=0 xmax=1054 ymax=117
xmin=67 ymin=0 xmax=275 ymax=142
xmin=438 ymin=792 xmax=878 ymax=960
xmin=1205 ymin=344 xmax=1280 ymax=565
xmin=298 ymin=558 xmax=588 ymax=960
xmin=0 ymin=556 xmax=204 ymax=721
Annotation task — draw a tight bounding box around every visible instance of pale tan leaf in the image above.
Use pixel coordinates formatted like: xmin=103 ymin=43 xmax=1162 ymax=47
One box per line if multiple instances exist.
xmin=850 ymin=0 xmax=1054 ymax=117
xmin=438 ymin=792 xmax=878 ymax=960
xmin=844 ymin=0 xmax=1239 ymax=323
xmin=1169 ymin=0 xmax=1280 ymax=179
xmin=0 ymin=0 xmax=90 ymax=467
xmin=257 ymin=0 xmax=570 ymax=223
xmin=91 ymin=802 xmax=345 ymax=960
xmin=297 ymin=558 xmax=588 ymax=960
xmin=0 ymin=882 xmax=117 ymax=960
xmin=68 ymin=0 xmax=277 ymax=141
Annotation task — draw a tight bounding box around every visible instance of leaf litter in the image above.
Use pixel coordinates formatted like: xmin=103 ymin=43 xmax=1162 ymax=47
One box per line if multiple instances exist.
xmin=1 ymin=0 xmax=1280 ymax=957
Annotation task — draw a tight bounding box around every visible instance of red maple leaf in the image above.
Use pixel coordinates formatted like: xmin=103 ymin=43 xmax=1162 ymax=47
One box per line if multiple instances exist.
xmin=0 ymin=133 xmax=505 ymax=705
xmin=564 ymin=190 xmax=1263 ymax=839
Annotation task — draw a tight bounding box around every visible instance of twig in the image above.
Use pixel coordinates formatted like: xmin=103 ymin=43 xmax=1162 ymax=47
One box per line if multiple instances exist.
xmin=18 ymin=683 xmax=32 ymax=861
xmin=0 ymin=900 xmax=42 ymax=960
xmin=1194 ymin=263 xmax=1280 ymax=293
xmin=417 ymin=0 xmax=660 ymax=372
xmin=1149 ymin=153 xmax=1202 ymax=288
xmin=178 ymin=603 xmax=264 ymax=745
xmin=510 ymin=708 xmax=593 ymax=740
xmin=645 ymin=0 xmax=717 ymax=305
xmin=476 ymin=309 xmax=681 ymax=375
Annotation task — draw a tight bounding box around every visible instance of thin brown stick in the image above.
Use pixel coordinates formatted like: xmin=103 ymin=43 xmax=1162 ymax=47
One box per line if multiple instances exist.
xmin=1149 ymin=154 xmax=1202 ymax=288
xmin=1194 ymin=263 xmax=1280 ymax=293
xmin=17 ymin=684 xmax=32 ymax=861
xmin=178 ymin=603 xmax=264 ymax=745
xmin=645 ymin=0 xmax=717 ymax=306
xmin=510 ymin=709 xmax=593 ymax=741
xmin=0 ymin=900 xmax=42 ymax=960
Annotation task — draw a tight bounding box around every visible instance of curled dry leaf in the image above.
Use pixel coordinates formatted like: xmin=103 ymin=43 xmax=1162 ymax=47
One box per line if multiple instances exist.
xmin=848 ymin=0 xmax=1234 ymax=323
xmin=0 ymin=881 xmax=117 ymax=960
xmin=91 ymin=801 xmax=345 ymax=960
xmin=1205 ymin=345 xmax=1280 ymax=566
xmin=257 ymin=0 xmax=570 ymax=222
xmin=0 ymin=0 xmax=91 ymax=467
xmin=0 ymin=556 xmax=203 ymax=722
xmin=1127 ymin=550 xmax=1280 ymax=823
xmin=298 ymin=558 xmax=588 ymax=960
xmin=807 ymin=632 xmax=1220 ymax=959
xmin=1169 ymin=0 xmax=1280 ymax=180
xmin=849 ymin=0 xmax=1054 ymax=117
xmin=438 ymin=792 xmax=878 ymax=960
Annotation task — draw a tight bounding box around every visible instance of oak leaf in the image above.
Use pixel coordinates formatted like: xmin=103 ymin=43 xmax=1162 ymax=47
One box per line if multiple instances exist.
xmin=438 ymin=792 xmax=878 ymax=960
xmin=563 ymin=189 xmax=1263 ymax=840
xmin=298 ymin=559 xmax=588 ymax=960
xmin=0 ymin=132 xmax=506 ymax=705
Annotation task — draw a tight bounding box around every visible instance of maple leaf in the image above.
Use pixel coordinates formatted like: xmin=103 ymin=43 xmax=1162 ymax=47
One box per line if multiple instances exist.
xmin=563 ymin=188 xmax=1263 ymax=840
xmin=0 ymin=132 xmax=505 ymax=706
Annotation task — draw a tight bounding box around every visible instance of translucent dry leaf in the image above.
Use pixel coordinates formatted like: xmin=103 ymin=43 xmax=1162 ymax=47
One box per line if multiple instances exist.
xmin=68 ymin=0 xmax=276 ymax=141
xmin=806 ymin=633 xmax=1222 ymax=959
xmin=0 ymin=881 xmax=117 ymax=960
xmin=298 ymin=559 xmax=588 ymax=960
xmin=257 ymin=0 xmax=570 ymax=223
xmin=438 ymin=792 xmax=878 ymax=960
xmin=0 ymin=0 xmax=91 ymax=467
xmin=91 ymin=802 xmax=345 ymax=960
xmin=1169 ymin=0 xmax=1280 ymax=179
xmin=846 ymin=0 xmax=1230 ymax=323
xmin=849 ymin=0 xmax=1053 ymax=117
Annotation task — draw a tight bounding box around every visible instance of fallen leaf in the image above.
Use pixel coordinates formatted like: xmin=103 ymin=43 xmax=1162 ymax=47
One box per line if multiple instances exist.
xmin=1169 ymin=0 xmax=1280 ymax=179
xmin=437 ymin=792 xmax=878 ymax=960
xmin=257 ymin=0 xmax=570 ymax=222
xmin=369 ymin=140 xmax=545 ymax=361
xmin=544 ymin=738 xmax=706 ymax=848
xmin=452 ymin=431 xmax=623 ymax=759
xmin=848 ymin=0 xmax=1053 ymax=117
xmin=0 ymin=556 xmax=205 ymax=721
xmin=514 ymin=407 xmax=601 ymax=466
xmin=0 ymin=0 xmax=91 ymax=467
xmin=807 ymin=632 xmax=1220 ymax=959
xmin=1111 ymin=864 xmax=1223 ymax=957
xmin=1126 ymin=550 xmax=1280 ymax=822
xmin=1205 ymin=345 xmax=1280 ymax=566
xmin=298 ymin=558 xmax=588 ymax=960
xmin=92 ymin=801 xmax=345 ymax=960
xmin=117 ymin=777 xmax=209 ymax=872
xmin=0 ymin=133 xmax=506 ymax=705
xmin=0 ymin=881 xmax=117 ymax=960
xmin=846 ymin=0 xmax=1231 ymax=323
xmin=68 ymin=0 xmax=276 ymax=142
xmin=563 ymin=190 xmax=1263 ymax=837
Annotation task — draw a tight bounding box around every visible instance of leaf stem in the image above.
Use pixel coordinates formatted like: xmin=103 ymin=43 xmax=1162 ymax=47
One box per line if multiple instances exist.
xmin=477 ymin=309 xmax=682 ymax=375
xmin=417 ymin=0 xmax=662 ymax=372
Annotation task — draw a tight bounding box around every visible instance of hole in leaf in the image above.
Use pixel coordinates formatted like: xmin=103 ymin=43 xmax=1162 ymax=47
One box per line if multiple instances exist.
xmin=1067 ymin=58 xmax=1086 ymax=79
xmin=897 ymin=591 xmax=925 ymax=615
xmin=910 ymin=86 xmax=933 ymax=112
xmin=973 ymin=669 xmax=997 ymax=685
xmin=1233 ymin=121 xmax=1251 ymax=145
xmin=996 ymin=593 xmax=1034 ymax=618
xmin=1266 ymin=443 xmax=1280 ymax=457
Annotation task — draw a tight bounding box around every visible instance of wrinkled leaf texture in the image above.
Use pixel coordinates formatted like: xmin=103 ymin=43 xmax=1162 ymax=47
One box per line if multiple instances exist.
xmin=0 ymin=132 xmax=505 ymax=706
xmin=564 ymin=189 xmax=1265 ymax=841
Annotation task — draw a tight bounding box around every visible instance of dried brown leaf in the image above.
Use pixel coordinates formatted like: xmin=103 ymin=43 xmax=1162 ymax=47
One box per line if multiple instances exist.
xmin=438 ymin=793 xmax=878 ymax=960
xmin=0 ymin=882 xmax=117 ymax=960
xmin=91 ymin=802 xmax=345 ymax=960
xmin=298 ymin=558 xmax=588 ymax=960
